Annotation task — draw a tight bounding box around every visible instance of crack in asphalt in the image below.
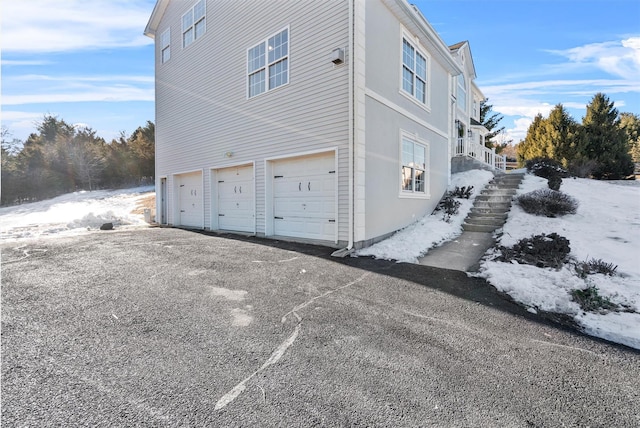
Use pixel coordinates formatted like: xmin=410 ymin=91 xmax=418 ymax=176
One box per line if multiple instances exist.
xmin=214 ymin=271 xmax=371 ymax=410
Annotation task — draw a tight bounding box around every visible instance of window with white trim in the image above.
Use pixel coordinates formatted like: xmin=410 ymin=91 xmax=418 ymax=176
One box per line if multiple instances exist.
xmin=161 ymin=28 xmax=171 ymax=63
xmin=402 ymin=38 xmax=427 ymax=104
xmin=401 ymin=136 xmax=428 ymax=194
xmin=182 ymin=0 xmax=206 ymax=48
xmin=457 ymin=74 xmax=467 ymax=112
xmin=248 ymin=28 xmax=289 ymax=98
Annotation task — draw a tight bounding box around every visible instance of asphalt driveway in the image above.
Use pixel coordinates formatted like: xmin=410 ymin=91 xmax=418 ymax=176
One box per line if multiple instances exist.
xmin=2 ymin=227 xmax=639 ymax=427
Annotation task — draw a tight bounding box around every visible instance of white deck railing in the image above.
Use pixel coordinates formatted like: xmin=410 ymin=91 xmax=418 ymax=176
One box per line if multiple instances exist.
xmin=455 ymin=137 xmax=506 ymax=171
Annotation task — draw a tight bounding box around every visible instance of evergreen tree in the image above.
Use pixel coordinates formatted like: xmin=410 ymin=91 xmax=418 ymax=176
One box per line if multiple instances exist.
xmin=480 ymin=99 xmax=507 ymax=151
xmin=517 ymin=113 xmax=548 ymax=163
xmin=582 ymin=93 xmax=634 ymax=179
xmin=620 ymin=112 xmax=640 ymax=163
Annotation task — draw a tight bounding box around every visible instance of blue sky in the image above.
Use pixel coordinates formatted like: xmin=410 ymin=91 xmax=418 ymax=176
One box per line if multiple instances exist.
xmin=2 ymin=0 xmax=639 ymax=145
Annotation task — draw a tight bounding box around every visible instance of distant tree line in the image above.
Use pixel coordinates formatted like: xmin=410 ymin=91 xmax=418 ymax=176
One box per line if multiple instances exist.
xmin=516 ymin=93 xmax=637 ymax=180
xmin=1 ymin=115 xmax=155 ymax=206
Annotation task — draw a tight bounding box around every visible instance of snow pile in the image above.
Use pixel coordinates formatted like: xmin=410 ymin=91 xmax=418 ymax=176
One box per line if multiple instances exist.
xmin=356 ymin=170 xmax=494 ymax=263
xmin=0 ymin=186 xmax=154 ymax=241
xmin=478 ymin=175 xmax=640 ymax=349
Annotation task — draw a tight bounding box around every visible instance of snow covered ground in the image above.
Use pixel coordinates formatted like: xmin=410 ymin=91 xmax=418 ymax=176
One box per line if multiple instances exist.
xmin=2 ymin=175 xmax=638 ymax=349
xmin=0 ymin=186 xmax=154 ymax=242
xmin=359 ymin=170 xmax=640 ymax=350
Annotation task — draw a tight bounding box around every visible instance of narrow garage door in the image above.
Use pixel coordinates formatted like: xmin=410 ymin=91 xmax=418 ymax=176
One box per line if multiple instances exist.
xmin=177 ymin=171 xmax=203 ymax=228
xmin=272 ymin=152 xmax=336 ymax=241
xmin=217 ymin=165 xmax=254 ymax=233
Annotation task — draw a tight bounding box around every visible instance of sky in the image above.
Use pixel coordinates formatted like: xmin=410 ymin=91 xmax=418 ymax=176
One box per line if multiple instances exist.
xmin=1 ymin=0 xmax=639 ymax=144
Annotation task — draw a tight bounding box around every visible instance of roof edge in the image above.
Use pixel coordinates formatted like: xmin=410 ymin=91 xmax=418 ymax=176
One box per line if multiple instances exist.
xmin=144 ymin=0 xmax=170 ymax=38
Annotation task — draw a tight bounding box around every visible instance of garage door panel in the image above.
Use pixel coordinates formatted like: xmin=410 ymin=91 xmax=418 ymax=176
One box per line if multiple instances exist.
xmin=272 ymin=152 xmax=336 ymax=241
xmin=217 ymin=165 xmax=254 ymax=233
xmin=177 ymin=172 xmax=203 ymax=228
xmin=274 ymin=218 xmax=336 ymax=240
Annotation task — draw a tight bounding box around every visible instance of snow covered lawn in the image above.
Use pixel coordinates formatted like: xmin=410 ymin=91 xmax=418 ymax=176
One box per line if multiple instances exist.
xmin=0 ymin=186 xmax=154 ymax=241
xmin=478 ymin=175 xmax=640 ymax=350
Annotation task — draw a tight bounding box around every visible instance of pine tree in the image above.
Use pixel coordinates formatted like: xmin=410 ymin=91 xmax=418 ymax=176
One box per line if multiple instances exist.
xmin=620 ymin=112 xmax=640 ymax=163
xmin=582 ymin=93 xmax=634 ymax=179
xmin=480 ymin=99 xmax=507 ymax=151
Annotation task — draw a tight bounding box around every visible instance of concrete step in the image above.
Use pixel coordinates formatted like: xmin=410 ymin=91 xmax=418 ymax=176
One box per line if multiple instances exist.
xmin=475 ymin=194 xmax=514 ymax=203
xmin=481 ymin=188 xmax=517 ymax=196
xmin=467 ymin=211 xmax=508 ymax=220
xmin=473 ymin=202 xmax=511 ymax=211
xmin=462 ymin=222 xmax=500 ymax=233
xmin=470 ymin=206 xmax=510 ymax=215
xmin=464 ymin=217 xmax=504 ymax=226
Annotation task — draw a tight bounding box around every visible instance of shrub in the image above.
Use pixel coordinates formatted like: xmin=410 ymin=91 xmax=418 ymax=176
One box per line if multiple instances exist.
xmin=525 ymin=157 xmax=569 ymax=180
xmin=516 ymin=189 xmax=578 ymax=217
xmin=450 ymin=185 xmax=474 ymax=199
xmin=575 ymin=258 xmax=618 ymax=278
xmin=568 ymin=159 xmax=598 ymax=178
xmin=497 ymin=233 xmax=571 ymax=269
xmin=547 ymin=175 xmax=562 ymax=191
xmin=571 ymin=286 xmax=618 ymax=313
xmin=434 ymin=195 xmax=461 ymax=222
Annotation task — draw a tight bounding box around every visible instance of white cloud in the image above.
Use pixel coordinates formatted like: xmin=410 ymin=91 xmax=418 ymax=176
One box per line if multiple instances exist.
xmin=0 ymin=0 xmax=155 ymax=53
xmin=1 ymin=86 xmax=154 ymax=105
xmin=548 ymin=37 xmax=640 ymax=80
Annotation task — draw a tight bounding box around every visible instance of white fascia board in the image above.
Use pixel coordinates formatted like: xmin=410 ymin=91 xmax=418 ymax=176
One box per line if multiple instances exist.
xmin=144 ymin=0 xmax=170 ymax=38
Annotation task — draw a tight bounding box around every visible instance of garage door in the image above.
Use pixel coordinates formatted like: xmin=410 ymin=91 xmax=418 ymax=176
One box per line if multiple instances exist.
xmin=177 ymin=171 xmax=203 ymax=228
xmin=216 ymin=165 xmax=254 ymax=233
xmin=272 ymin=153 xmax=336 ymax=241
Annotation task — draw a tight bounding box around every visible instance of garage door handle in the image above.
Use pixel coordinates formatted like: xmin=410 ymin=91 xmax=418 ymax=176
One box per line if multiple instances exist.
xmin=239 ymin=186 xmax=242 ymax=194
xmin=308 ymin=182 xmax=311 ymax=191
xmin=275 ymin=216 xmax=283 ymax=220
xmin=234 ymin=186 xmax=237 ymax=193
xmin=299 ymin=182 xmax=301 ymax=191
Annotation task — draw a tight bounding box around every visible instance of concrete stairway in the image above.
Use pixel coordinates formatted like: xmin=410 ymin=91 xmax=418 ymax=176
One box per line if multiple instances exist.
xmin=418 ymin=172 xmax=525 ymax=272
xmin=462 ymin=173 xmax=525 ymax=233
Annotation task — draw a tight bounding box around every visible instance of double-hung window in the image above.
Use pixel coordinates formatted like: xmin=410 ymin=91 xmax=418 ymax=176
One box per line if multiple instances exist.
xmin=457 ymin=74 xmax=467 ymax=112
xmin=401 ymin=136 xmax=428 ymax=194
xmin=248 ymin=28 xmax=289 ymax=98
xmin=402 ymin=38 xmax=428 ymax=104
xmin=161 ymin=29 xmax=171 ymax=63
xmin=182 ymin=0 xmax=206 ymax=48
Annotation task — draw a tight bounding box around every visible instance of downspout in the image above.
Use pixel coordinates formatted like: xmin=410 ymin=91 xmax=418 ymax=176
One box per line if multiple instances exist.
xmin=333 ymin=0 xmax=354 ymax=257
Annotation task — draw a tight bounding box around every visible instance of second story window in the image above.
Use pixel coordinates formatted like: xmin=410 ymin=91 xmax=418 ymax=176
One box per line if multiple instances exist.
xmin=161 ymin=29 xmax=171 ymax=63
xmin=182 ymin=0 xmax=206 ymax=48
xmin=248 ymin=28 xmax=289 ymax=98
xmin=457 ymin=74 xmax=467 ymax=112
xmin=402 ymin=38 xmax=427 ymax=104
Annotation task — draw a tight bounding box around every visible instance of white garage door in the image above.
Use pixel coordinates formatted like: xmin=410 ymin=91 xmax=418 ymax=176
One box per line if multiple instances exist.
xmin=177 ymin=171 xmax=203 ymax=228
xmin=216 ymin=165 xmax=254 ymax=233
xmin=272 ymin=153 xmax=336 ymax=241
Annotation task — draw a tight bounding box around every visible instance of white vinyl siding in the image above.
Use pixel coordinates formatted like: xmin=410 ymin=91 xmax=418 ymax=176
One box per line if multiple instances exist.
xmin=161 ymin=28 xmax=171 ymax=63
xmin=248 ymin=28 xmax=289 ymax=98
xmin=182 ymin=0 xmax=205 ymax=48
xmin=154 ymin=1 xmax=349 ymax=242
xmin=401 ymin=135 xmax=428 ymax=195
xmin=402 ymin=38 xmax=427 ymax=104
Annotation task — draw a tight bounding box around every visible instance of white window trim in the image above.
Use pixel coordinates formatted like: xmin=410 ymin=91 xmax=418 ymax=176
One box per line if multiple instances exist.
xmin=399 ymin=131 xmax=430 ymax=199
xmin=246 ymin=26 xmax=290 ymax=99
xmin=182 ymin=0 xmax=206 ymax=49
xmin=399 ymin=31 xmax=431 ymax=112
xmin=457 ymin=73 xmax=467 ymax=114
xmin=160 ymin=28 xmax=171 ymax=63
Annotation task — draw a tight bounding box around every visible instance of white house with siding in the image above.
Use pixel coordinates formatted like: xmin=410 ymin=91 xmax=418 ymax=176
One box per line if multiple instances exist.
xmin=144 ymin=0 xmax=498 ymax=251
